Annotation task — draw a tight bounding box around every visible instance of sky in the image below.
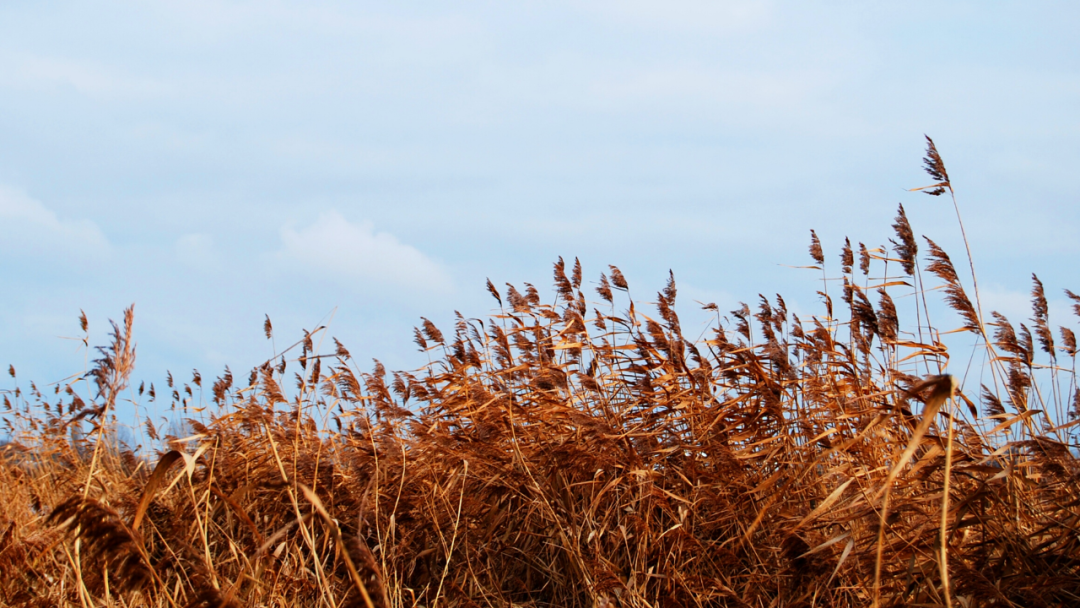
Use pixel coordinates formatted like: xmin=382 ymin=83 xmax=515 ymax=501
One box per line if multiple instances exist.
xmin=2 ymin=1 xmax=1079 ymax=412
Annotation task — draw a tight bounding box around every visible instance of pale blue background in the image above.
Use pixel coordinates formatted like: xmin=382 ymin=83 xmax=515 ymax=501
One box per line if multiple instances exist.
xmin=2 ymin=2 xmax=1078 ymax=414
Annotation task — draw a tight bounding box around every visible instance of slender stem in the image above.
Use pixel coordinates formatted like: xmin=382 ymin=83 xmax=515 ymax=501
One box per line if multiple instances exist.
xmin=914 ymin=265 xmax=939 ymax=376
xmin=948 ymin=187 xmax=984 ymax=325
xmin=872 ymin=485 xmax=891 ymax=608
xmin=940 ymin=397 xmax=955 ymax=608
xmin=946 ymin=186 xmax=1030 ymax=438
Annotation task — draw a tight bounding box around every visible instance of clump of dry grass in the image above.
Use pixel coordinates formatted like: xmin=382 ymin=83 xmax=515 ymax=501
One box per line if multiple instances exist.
xmin=3 ymin=140 xmax=1080 ymax=607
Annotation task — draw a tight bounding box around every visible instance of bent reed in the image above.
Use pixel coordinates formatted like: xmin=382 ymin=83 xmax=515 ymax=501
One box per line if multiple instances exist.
xmin=2 ymin=139 xmax=1079 ymax=607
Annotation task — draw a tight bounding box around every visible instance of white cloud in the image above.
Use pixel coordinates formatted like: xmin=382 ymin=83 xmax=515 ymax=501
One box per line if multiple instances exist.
xmin=278 ymin=210 xmax=451 ymax=292
xmin=0 ymin=186 xmax=110 ymax=259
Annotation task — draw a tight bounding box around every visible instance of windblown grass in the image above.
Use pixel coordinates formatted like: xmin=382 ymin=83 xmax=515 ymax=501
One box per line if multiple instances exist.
xmin=2 ymin=140 xmax=1079 ymax=607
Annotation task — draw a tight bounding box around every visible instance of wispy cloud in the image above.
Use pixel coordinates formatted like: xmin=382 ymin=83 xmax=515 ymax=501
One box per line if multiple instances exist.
xmin=278 ymin=210 xmax=452 ymax=292
xmin=0 ymin=52 xmax=171 ymax=99
xmin=0 ymin=185 xmax=110 ymax=260
xmin=587 ymin=65 xmax=828 ymax=113
xmin=578 ymin=0 xmax=773 ymax=33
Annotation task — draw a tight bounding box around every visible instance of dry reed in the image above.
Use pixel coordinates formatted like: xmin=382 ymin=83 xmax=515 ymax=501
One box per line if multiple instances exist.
xmin=2 ymin=140 xmax=1080 ymax=607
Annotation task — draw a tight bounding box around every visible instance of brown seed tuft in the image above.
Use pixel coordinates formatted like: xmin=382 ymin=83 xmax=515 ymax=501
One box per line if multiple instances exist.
xmin=608 ymin=265 xmax=628 ymax=290
xmin=921 ymin=134 xmax=950 ymax=195
xmin=924 ymin=237 xmax=979 ymax=333
xmin=890 ymin=204 xmax=918 ymax=276
xmin=48 ymin=496 xmax=153 ymax=596
xmin=1031 ymin=274 xmax=1055 ymax=359
xmin=808 ymin=230 xmax=824 ymax=266
xmin=840 ymin=237 xmax=853 ymax=274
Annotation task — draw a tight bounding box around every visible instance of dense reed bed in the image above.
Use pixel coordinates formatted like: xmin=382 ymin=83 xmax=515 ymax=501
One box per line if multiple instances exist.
xmin=2 ymin=140 xmax=1079 ymax=607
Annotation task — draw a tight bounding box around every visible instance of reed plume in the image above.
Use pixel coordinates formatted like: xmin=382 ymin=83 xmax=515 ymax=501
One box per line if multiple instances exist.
xmin=924 ymin=237 xmax=980 ymax=333
xmin=1 ymin=140 xmax=1078 ymax=608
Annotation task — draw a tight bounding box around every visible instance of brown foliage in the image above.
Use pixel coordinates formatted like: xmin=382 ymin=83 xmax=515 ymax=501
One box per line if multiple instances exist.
xmin=2 ymin=212 xmax=1080 ymax=608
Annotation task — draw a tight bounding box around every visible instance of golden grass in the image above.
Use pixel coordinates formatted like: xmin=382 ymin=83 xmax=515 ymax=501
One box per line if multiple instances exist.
xmin=2 ymin=141 xmax=1079 ymax=607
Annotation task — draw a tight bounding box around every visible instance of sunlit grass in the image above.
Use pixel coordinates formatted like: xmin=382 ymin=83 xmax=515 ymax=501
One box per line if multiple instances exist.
xmin=2 ymin=140 xmax=1078 ymax=607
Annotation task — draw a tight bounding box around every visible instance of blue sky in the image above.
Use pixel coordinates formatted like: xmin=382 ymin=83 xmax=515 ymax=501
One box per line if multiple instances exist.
xmin=2 ymin=1 xmax=1078 ymax=401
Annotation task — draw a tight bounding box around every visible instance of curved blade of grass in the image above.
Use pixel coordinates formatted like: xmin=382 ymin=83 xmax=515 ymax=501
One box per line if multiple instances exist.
xmin=131 ymin=450 xmax=182 ymax=532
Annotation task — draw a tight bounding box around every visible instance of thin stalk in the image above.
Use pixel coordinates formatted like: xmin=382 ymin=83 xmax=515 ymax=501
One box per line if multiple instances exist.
xmin=948 ymin=187 xmax=983 ymax=326
xmin=944 ymin=185 xmax=1022 ymax=438
xmin=939 ymin=397 xmax=955 ymax=608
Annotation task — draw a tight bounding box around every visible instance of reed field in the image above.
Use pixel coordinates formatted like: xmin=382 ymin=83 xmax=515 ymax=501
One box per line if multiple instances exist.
xmin=2 ymin=138 xmax=1079 ymax=607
